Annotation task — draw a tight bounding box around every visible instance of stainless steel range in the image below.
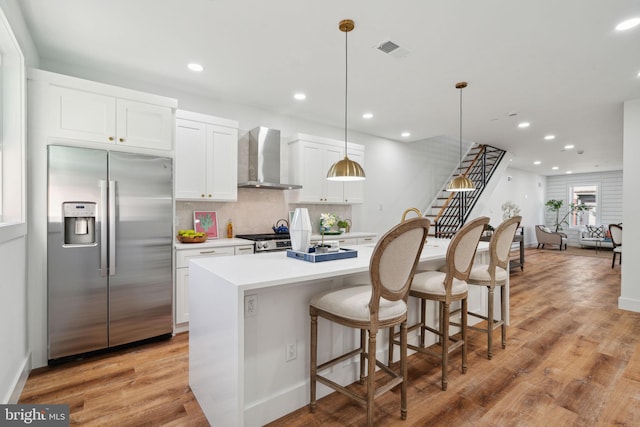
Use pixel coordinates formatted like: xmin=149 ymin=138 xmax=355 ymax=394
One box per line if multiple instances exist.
xmin=235 ymin=233 xmax=292 ymax=253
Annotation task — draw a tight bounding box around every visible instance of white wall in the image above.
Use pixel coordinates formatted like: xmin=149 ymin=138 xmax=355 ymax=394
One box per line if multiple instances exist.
xmin=476 ymin=167 xmax=546 ymax=246
xmin=621 ymin=99 xmax=640 ymax=312
xmin=0 ymin=0 xmax=37 ymax=404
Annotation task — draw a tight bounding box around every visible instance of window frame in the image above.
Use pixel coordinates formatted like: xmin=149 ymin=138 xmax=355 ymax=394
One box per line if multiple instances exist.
xmin=567 ymin=182 xmax=600 ymax=227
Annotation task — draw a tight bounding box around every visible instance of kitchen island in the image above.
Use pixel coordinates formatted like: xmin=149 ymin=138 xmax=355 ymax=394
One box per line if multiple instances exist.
xmin=189 ymin=239 xmax=493 ymax=426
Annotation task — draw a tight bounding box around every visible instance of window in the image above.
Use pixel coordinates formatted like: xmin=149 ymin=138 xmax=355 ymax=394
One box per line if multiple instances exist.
xmin=569 ymin=184 xmax=598 ymax=226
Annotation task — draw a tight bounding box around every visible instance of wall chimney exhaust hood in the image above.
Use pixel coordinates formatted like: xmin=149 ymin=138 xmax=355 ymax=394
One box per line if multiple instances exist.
xmin=238 ymin=127 xmax=302 ymax=190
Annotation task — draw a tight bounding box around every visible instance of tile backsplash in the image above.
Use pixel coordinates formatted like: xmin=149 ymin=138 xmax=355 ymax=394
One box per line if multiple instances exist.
xmin=176 ymin=188 xmax=353 ymax=237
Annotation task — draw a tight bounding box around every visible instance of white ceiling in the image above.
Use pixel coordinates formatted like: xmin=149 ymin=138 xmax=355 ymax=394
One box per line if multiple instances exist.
xmin=17 ymin=0 xmax=640 ymax=175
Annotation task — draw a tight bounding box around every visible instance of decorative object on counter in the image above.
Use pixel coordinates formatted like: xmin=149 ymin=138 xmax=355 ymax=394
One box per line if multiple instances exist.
xmin=501 ymin=200 xmax=521 ymax=220
xmin=446 ymin=82 xmax=475 ymax=192
xmin=287 ymin=247 xmax=357 ymax=263
xmin=290 ymin=208 xmax=312 ymax=252
xmin=326 ymin=19 xmax=366 ymax=182
xmin=272 ymin=218 xmax=289 ymax=234
xmin=319 ymin=212 xmax=337 ymax=233
xmin=343 ymin=218 xmax=352 ymax=233
xmin=177 ymin=229 xmax=207 ymax=243
xmin=194 ymin=211 xmax=218 ymax=239
xmin=483 ymin=223 xmax=495 ymax=237
xmin=226 ymin=219 xmax=233 ymax=238
xmin=337 ymin=219 xmax=349 ymax=233
xmin=544 ymin=199 xmax=591 ymax=231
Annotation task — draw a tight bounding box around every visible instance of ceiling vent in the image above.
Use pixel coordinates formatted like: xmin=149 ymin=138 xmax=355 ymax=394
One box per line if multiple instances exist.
xmin=375 ymin=40 xmax=410 ymax=58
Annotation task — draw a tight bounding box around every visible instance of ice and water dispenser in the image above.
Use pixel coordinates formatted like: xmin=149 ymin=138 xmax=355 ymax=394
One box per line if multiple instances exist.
xmin=63 ymin=202 xmax=96 ymax=246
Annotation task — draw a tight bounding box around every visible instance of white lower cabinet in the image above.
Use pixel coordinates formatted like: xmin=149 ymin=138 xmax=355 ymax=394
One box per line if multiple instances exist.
xmin=175 ymin=246 xmax=236 ymax=325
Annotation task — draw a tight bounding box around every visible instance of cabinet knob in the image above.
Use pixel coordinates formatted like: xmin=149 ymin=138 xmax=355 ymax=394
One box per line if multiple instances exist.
xmin=208 ymin=194 xmax=212 ymax=198
xmin=119 ymin=138 xmax=125 ymax=142
xmin=201 ymin=194 xmax=205 ymax=198
xmin=108 ymin=136 xmax=114 ymax=141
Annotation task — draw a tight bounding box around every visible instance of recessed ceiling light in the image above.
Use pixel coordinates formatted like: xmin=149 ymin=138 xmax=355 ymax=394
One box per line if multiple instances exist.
xmin=615 ymin=17 xmax=640 ymax=31
xmin=518 ymin=122 xmax=530 ymax=128
xmin=187 ymin=63 xmax=204 ymax=72
xmin=533 ymin=161 xmax=541 ymax=165
xmin=564 ymin=144 xmax=575 ymax=150
xmin=544 ymin=135 xmax=555 ymax=140
xmin=566 ymin=171 xmax=573 ymax=174
xmin=362 ymin=112 xmax=373 ymax=119
xmin=293 ymin=93 xmax=306 ymax=100
xmin=401 ymin=132 xmax=411 ymax=138
xmin=637 ymin=70 xmax=640 ymax=77
xmin=552 ymin=166 xmax=559 ymax=170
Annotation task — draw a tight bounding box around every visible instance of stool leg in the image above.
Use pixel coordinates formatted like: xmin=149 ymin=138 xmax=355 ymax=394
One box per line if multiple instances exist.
xmin=360 ymin=329 xmax=366 ymax=384
xmin=487 ymin=286 xmax=494 ymax=360
xmin=367 ymin=329 xmax=377 ymax=426
xmin=387 ymin=325 xmax=394 ymax=366
xmin=501 ymin=285 xmax=507 ymax=349
xmin=461 ymin=298 xmax=468 ymax=374
xmin=310 ymin=313 xmax=317 ymax=413
xmin=441 ymin=302 xmax=450 ymax=391
xmin=400 ymin=321 xmax=407 ymax=420
xmin=420 ymin=298 xmax=427 ymax=347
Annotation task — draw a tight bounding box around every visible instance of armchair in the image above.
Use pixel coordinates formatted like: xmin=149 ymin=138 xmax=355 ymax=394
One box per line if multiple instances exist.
xmin=535 ymin=225 xmax=567 ymax=250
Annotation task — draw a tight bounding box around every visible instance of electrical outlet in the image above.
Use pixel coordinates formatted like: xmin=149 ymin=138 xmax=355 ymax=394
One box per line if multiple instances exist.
xmin=244 ymin=294 xmax=258 ymax=317
xmin=286 ymin=342 xmax=297 ymax=361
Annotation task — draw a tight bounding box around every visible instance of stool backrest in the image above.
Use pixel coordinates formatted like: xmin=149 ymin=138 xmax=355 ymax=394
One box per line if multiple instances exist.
xmin=369 ymin=217 xmax=430 ymax=313
xmin=490 ymin=216 xmax=522 ymax=271
xmin=447 ymin=216 xmax=490 ymax=284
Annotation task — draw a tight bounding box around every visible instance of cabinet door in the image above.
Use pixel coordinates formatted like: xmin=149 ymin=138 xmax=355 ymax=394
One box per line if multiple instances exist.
xmin=324 ymin=145 xmax=345 ymax=203
xmin=343 ymin=147 xmax=365 ymax=203
xmin=176 ymin=267 xmax=190 ymax=324
xmin=116 ymin=99 xmax=173 ymax=150
xmin=206 ymin=124 xmax=238 ymax=201
xmin=49 ymin=85 xmax=116 ymax=143
xmin=175 ymin=119 xmax=207 ymax=199
xmin=299 ymin=142 xmax=326 ymax=202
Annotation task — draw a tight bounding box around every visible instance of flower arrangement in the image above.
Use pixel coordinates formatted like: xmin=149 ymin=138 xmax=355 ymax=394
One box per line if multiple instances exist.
xmin=320 ymin=213 xmax=337 ymax=231
xmin=501 ymin=201 xmax=521 ymax=220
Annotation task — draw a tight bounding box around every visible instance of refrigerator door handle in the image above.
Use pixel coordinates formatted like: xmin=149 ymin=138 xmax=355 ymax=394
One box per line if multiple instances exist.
xmin=100 ymin=180 xmax=108 ymax=277
xmin=109 ymin=180 xmax=117 ymax=276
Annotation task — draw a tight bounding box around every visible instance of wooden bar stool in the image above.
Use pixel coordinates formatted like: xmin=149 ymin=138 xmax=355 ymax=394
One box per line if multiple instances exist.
xmin=391 ymin=216 xmax=488 ymax=391
xmin=466 ymin=216 xmax=521 ymax=359
xmin=309 ymin=217 xmax=430 ymax=426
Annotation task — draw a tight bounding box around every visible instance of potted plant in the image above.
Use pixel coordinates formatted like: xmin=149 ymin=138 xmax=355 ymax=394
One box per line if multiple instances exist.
xmin=337 ymin=219 xmax=349 ymax=234
xmin=544 ymin=199 xmax=591 ymax=232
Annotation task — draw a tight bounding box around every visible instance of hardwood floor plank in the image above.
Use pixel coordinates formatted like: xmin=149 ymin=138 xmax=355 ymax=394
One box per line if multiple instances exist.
xmin=18 ymin=248 xmax=640 ymax=426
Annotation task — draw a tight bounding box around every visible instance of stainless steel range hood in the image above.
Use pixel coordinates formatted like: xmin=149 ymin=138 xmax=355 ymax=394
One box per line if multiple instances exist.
xmin=238 ymin=127 xmax=302 ymax=190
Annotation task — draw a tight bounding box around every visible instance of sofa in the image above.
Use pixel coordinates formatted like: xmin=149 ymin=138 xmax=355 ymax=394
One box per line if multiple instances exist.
xmin=535 ymin=225 xmax=567 ymax=250
xmin=578 ymin=225 xmax=614 ymax=249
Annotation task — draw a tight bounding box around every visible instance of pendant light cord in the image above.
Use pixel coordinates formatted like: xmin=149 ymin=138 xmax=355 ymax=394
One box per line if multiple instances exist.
xmin=459 ymin=86 xmax=463 ymax=168
xmin=344 ymin=28 xmax=348 ymax=155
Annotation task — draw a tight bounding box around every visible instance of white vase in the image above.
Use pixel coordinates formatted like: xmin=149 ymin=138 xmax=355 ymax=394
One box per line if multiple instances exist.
xmin=290 ymin=208 xmax=311 ymax=252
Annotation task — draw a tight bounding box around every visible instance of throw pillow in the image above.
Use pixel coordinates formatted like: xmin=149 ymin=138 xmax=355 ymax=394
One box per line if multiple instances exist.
xmin=586 ymin=225 xmax=604 ymax=238
xmin=542 ymin=226 xmax=552 ymax=233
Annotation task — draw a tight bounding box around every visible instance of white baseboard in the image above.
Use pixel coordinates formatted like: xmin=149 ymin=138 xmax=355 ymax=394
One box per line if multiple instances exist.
xmin=618 ymin=296 xmax=640 ymax=313
xmin=5 ymin=352 xmax=31 ymax=404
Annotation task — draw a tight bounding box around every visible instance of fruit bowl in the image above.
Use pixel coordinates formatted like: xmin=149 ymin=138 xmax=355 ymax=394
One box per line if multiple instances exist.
xmin=176 ymin=234 xmax=207 ymax=243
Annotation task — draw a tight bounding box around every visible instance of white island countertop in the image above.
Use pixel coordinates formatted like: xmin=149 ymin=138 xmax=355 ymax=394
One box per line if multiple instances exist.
xmin=189 ymin=238 xmax=491 ymax=426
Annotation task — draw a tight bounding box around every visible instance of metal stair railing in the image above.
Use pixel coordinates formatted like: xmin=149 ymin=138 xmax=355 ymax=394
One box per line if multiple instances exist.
xmin=426 ymin=144 xmax=506 ymax=238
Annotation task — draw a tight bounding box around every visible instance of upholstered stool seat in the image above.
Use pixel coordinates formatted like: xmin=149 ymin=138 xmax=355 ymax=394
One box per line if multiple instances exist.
xmin=310 ymin=286 xmax=407 ymax=322
xmin=410 ymin=271 xmax=468 ymax=296
xmin=468 ymin=265 xmax=508 ymax=283
xmin=309 ymin=217 xmax=430 ymax=426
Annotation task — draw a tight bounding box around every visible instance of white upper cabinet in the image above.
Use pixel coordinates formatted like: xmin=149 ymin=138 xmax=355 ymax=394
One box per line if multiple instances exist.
xmin=289 ymin=134 xmax=365 ymax=204
xmin=175 ymin=110 xmax=238 ymax=201
xmin=30 ymin=69 xmax=176 ymax=151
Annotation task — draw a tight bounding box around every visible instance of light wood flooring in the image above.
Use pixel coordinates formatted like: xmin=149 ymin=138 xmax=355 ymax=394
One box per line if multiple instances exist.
xmin=19 ymin=248 xmax=639 ymax=426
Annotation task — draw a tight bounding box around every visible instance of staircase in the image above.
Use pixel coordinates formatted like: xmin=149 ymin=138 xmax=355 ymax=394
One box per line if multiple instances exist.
xmin=424 ymin=144 xmax=506 ymax=238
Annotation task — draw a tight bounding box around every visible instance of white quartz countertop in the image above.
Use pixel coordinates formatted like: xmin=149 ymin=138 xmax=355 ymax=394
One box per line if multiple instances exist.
xmin=174 ymin=237 xmax=253 ymax=250
xmin=309 ymin=231 xmax=377 ymax=240
xmin=190 ymin=238 xmax=489 ymax=292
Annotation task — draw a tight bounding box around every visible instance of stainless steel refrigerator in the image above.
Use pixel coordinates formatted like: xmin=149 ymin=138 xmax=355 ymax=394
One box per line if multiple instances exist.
xmin=47 ymin=145 xmax=173 ymax=361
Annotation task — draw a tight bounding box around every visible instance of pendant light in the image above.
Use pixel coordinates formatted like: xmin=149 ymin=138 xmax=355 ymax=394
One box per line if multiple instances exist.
xmin=446 ymin=82 xmax=475 ymax=192
xmin=327 ymin=19 xmax=366 ymax=181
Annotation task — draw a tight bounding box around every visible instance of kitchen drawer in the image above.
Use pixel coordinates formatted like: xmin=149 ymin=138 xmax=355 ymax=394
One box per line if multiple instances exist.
xmin=235 ymin=245 xmax=254 ymax=255
xmin=357 ymin=236 xmax=377 ymax=245
xmin=176 ymin=245 xmax=235 ymax=268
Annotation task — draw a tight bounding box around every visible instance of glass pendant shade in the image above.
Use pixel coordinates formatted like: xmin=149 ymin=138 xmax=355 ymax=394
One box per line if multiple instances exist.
xmin=327 ymin=156 xmax=366 ymax=181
